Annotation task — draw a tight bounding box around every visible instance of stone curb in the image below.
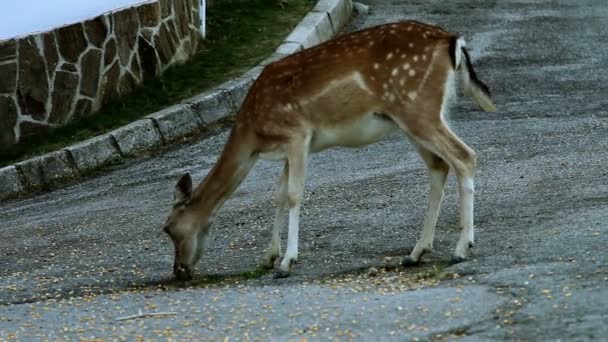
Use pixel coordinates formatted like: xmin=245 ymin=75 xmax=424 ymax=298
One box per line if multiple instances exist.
xmin=0 ymin=0 xmax=354 ymax=200
xmin=66 ymin=135 xmax=122 ymax=173
xmin=111 ymin=119 xmax=163 ymax=156
xmin=146 ymin=103 xmax=203 ymax=142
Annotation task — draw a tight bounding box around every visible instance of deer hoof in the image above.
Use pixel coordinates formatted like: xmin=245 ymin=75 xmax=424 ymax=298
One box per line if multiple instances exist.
xmin=401 ymin=256 xmax=422 ymax=267
xmin=450 ymin=256 xmax=466 ymax=265
xmin=273 ymin=270 xmax=291 ymax=279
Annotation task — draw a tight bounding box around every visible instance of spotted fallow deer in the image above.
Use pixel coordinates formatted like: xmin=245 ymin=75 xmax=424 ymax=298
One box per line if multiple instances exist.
xmin=162 ymin=20 xmax=496 ymax=280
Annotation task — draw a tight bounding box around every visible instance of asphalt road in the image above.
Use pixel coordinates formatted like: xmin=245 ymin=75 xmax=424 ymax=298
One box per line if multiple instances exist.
xmin=2 ymin=0 xmax=608 ymax=340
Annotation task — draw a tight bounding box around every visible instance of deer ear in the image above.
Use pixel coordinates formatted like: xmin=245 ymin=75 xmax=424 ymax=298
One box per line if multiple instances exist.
xmin=174 ymin=173 xmax=193 ymax=203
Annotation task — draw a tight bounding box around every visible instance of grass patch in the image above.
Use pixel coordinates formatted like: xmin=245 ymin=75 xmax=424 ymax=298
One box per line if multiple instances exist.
xmin=0 ymin=0 xmax=316 ymax=167
xmin=415 ymin=264 xmax=449 ymax=281
xmin=162 ymin=265 xmax=272 ymax=289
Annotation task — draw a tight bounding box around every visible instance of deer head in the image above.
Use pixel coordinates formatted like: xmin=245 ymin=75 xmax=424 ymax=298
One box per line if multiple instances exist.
xmin=162 ymin=173 xmax=209 ymax=280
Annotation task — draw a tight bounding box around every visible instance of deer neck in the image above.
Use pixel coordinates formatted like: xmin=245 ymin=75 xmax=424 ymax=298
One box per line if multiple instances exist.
xmin=189 ymin=127 xmax=258 ymax=221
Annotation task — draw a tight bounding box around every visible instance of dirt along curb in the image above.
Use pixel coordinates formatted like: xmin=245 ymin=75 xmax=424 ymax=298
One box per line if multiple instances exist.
xmin=0 ymin=0 xmax=354 ymax=200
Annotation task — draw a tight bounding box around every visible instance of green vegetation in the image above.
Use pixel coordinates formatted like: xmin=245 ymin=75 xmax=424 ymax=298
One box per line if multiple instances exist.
xmin=162 ymin=265 xmax=272 ymax=289
xmin=0 ymin=0 xmax=315 ymax=167
xmin=415 ymin=264 xmax=448 ymax=280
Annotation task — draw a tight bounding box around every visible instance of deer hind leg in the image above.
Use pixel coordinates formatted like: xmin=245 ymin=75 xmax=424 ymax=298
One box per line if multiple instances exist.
xmin=402 ymin=145 xmax=449 ymax=266
xmin=419 ymin=125 xmax=476 ymax=263
xmin=262 ymin=162 xmax=288 ymax=269
xmin=274 ymin=136 xmax=310 ymax=278
xmin=391 ymin=111 xmax=477 ymax=264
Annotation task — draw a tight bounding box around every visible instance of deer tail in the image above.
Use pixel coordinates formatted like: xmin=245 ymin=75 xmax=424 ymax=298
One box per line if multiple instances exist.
xmin=454 ymin=38 xmax=497 ymax=113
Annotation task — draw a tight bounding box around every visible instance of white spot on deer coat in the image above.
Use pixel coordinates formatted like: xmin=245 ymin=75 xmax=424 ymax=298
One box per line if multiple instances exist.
xmin=300 ymin=72 xmax=373 ymax=106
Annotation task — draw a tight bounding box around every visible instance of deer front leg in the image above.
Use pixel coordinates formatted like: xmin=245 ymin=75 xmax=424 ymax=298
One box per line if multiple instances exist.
xmin=452 ymin=174 xmax=475 ymax=263
xmin=262 ymin=162 xmax=288 ymax=269
xmin=403 ymin=147 xmax=449 ymax=266
xmin=274 ymin=139 xmax=309 ymax=278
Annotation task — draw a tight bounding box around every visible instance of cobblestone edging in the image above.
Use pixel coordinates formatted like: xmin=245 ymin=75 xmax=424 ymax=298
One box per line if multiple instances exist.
xmin=0 ymin=0 xmax=354 ymax=200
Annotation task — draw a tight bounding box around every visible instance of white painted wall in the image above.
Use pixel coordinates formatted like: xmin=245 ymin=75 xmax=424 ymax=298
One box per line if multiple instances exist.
xmin=200 ymin=0 xmax=206 ymax=38
xmin=0 ymin=0 xmax=150 ymax=40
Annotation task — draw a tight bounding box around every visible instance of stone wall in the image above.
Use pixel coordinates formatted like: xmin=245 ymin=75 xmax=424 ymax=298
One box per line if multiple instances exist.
xmin=0 ymin=0 xmax=201 ymax=147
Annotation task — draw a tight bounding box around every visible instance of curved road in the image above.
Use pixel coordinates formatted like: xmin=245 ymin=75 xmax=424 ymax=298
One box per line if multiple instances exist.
xmin=1 ymin=0 xmax=608 ymax=340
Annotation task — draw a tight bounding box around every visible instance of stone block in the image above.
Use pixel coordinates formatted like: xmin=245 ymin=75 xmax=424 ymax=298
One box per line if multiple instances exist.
xmin=114 ymin=7 xmax=140 ymax=67
xmin=111 ymin=119 xmax=163 ymax=155
xmin=173 ymin=0 xmax=191 ymax=38
xmin=73 ymin=98 xmax=93 ymax=118
xmin=218 ymin=74 xmax=255 ymax=111
xmin=104 ymin=37 xmax=118 ymax=67
xmin=155 ymin=22 xmax=178 ymax=65
xmin=313 ymin=0 xmax=353 ymax=33
xmin=17 ymin=36 xmax=49 ymax=120
xmin=352 ymin=2 xmax=369 ymax=15
xmin=16 ymin=150 xmax=77 ymax=188
xmin=42 ymin=32 xmax=59 ymax=79
xmin=140 ymin=28 xmax=154 ymax=44
xmin=137 ymin=36 xmax=159 ymax=81
xmin=0 ymin=95 xmax=18 ymax=146
xmin=185 ymin=89 xmax=235 ymax=124
xmin=66 ymin=135 xmax=121 ymax=172
xmin=48 ymin=70 xmax=79 ymax=124
xmin=260 ymin=52 xmax=288 ymax=66
xmin=60 ymin=63 xmax=78 ymax=72
xmin=0 ymin=39 xmax=16 ymax=63
xmin=175 ymin=39 xmax=193 ymax=64
xmin=137 ymin=1 xmax=161 ymax=27
xmin=129 ymin=53 xmax=142 ymax=81
xmin=0 ymin=166 xmax=23 ymax=199
xmin=56 ymin=23 xmax=87 ymax=63
xmin=147 ymin=104 xmax=202 ymax=142
xmin=160 ymin=0 xmax=173 ymax=18
xmin=311 ymin=12 xmax=336 ymax=43
xmin=117 ymin=72 xmax=137 ymax=96
xmin=165 ymin=18 xmax=181 ymax=51
xmin=84 ymin=17 xmax=108 ymax=48
xmin=79 ymin=49 xmax=103 ymax=97
xmin=285 ymin=12 xmax=333 ymax=48
xmin=19 ymin=120 xmax=49 ymax=140
xmin=0 ymin=61 xmax=16 ymax=93
xmin=275 ymin=42 xmax=303 ymax=56
xmin=99 ymin=62 xmax=120 ymax=104
xmin=242 ymin=65 xmax=265 ymax=80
